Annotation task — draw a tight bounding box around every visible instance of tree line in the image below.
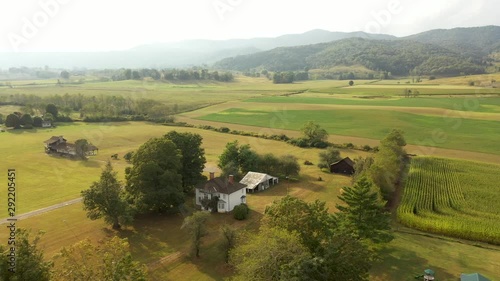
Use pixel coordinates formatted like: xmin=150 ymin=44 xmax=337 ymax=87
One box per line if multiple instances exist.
xmin=1 ymin=94 xmax=177 ymax=124
xmin=111 ymin=68 xmax=234 ymax=82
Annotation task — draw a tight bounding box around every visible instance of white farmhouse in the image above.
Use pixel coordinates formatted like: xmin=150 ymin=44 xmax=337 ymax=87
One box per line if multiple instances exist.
xmin=195 ymin=173 xmax=247 ymax=213
xmin=239 ymin=172 xmax=279 ymax=193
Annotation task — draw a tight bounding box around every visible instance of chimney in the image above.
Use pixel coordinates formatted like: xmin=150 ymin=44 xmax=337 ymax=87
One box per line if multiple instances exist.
xmin=228 ymin=175 xmax=234 ymax=184
xmin=209 ymin=172 xmax=215 ymax=180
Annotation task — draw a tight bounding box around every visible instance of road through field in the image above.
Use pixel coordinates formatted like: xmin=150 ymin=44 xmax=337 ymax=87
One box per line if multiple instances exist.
xmin=0 ymin=197 xmax=82 ymax=225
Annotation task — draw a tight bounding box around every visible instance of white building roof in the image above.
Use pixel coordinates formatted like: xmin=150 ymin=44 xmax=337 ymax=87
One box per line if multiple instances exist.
xmin=239 ymin=172 xmax=277 ymax=190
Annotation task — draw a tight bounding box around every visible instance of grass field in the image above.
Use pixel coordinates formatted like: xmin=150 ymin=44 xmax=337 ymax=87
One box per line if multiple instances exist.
xmin=197 ymin=108 xmax=500 ymax=155
xmin=1 ymin=76 xmax=500 ymax=280
xmin=0 ymin=122 xmax=366 ymax=215
xmin=397 ymin=157 xmax=500 ymax=244
xmin=245 ymin=95 xmax=500 ymax=113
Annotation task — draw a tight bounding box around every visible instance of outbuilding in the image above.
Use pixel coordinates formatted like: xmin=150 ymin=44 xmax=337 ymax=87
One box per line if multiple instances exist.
xmin=239 ymin=172 xmax=278 ymax=193
xmin=329 ymin=157 xmax=355 ymax=175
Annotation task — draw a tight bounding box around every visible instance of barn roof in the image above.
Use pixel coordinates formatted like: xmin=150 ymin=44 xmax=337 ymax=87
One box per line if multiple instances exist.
xmin=240 ymin=172 xmax=277 ymax=189
xmin=460 ymin=273 xmax=491 ymax=281
xmin=197 ymin=177 xmax=246 ymax=195
xmin=330 ymin=157 xmax=355 ymax=167
xmin=44 ymin=136 xmax=66 ymax=145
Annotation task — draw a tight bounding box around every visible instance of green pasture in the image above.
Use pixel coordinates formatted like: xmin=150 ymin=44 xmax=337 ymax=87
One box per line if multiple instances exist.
xmin=197 ymin=108 xmax=500 ymax=155
xmin=246 ymin=95 xmax=500 ymax=113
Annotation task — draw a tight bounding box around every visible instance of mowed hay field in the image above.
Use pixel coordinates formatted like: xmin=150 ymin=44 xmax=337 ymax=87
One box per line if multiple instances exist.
xmin=397 ymin=157 xmax=500 ymax=244
xmin=0 ymin=121 xmax=365 ymax=215
xmin=196 ymin=107 xmax=500 ymax=155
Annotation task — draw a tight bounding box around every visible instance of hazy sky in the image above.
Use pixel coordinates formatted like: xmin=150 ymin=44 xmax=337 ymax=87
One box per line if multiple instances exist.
xmin=0 ymin=0 xmax=498 ymax=52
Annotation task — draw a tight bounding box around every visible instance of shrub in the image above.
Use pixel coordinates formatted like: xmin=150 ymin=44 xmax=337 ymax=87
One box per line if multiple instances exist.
xmin=288 ymin=137 xmax=309 ymax=148
xmin=233 ymin=204 xmax=249 ymax=220
xmin=123 ymin=151 xmax=134 ymax=162
xmin=429 ymin=76 xmax=436 ymax=80
xmin=362 ymin=145 xmax=372 ymax=151
xmin=344 ymin=143 xmax=355 ymax=149
xmin=312 ymin=141 xmax=329 ymax=148
xmin=218 ymin=127 xmax=230 ymax=133
xmin=303 ymin=160 xmax=313 ymax=165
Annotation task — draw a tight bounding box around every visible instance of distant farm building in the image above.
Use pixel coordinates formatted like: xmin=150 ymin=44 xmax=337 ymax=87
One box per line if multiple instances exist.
xmin=330 ymin=157 xmax=355 ymax=175
xmin=239 ymin=172 xmax=278 ymax=193
xmin=41 ymin=120 xmax=52 ymax=128
xmin=195 ymin=173 xmax=247 ymax=213
xmin=460 ymin=273 xmax=491 ymax=281
xmin=44 ymin=136 xmax=98 ymax=157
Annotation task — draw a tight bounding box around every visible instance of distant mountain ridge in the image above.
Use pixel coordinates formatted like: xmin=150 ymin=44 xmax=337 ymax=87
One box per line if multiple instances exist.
xmin=0 ymin=26 xmax=498 ymax=71
xmin=215 ymin=26 xmax=500 ymax=76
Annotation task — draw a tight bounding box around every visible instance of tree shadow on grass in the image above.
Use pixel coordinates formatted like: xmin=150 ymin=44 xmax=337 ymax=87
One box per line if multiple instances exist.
xmin=6 ymin=127 xmax=38 ymax=134
xmin=111 ymin=213 xmax=190 ymax=265
xmin=371 ymin=243 xmax=456 ymax=281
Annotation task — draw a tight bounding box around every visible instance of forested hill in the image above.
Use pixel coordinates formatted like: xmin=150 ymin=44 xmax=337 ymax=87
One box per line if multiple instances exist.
xmin=214 ymin=26 xmax=500 ymax=76
xmin=403 ymin=25 xmax=500 ymax=59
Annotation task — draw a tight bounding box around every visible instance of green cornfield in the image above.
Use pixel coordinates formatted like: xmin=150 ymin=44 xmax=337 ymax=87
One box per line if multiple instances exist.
xmin=397 ymin=157 xmax=500 ymax=244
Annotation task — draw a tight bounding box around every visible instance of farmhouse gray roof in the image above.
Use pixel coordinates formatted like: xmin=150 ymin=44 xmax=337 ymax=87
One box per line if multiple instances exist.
xmin=197 ymin=177 xmax=246 ymax=195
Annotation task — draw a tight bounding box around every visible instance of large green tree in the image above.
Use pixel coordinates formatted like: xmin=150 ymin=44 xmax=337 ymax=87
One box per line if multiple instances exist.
xmin=336 ymin=177 xmax=393 ymax=244
xmin=54 ymin=237 xmax=147 ymax=281
xmin=218 ymin=141 xmax=259 ymax=178
xmin=45 ymin=103 xmax=58 ymax=118
xmin=317 ymin=147 xmax=341 ymax=169
xmin=0 ymin=229 xmax=53 ymax=281
xmin=181 ymin=211 xmax=210 ymax=258
xmin=264 ymin=196 xmax=333 ymax=252
xmin=164 ymin=131 xmax=207 ymax=193
xmin=74 ymin=139 xmax=89 ymax=159
xmin=125 ymin=137 xmax=183 ymax=213
xmin=82 ymin=161 xmax=133 ymax=229
xmin=230 ymin=227 xmax=310 ymax=281
xmin=281 ymin=231 xmax=372 ymax=281
xmin=20 ymin=113 xmax=33 ymax=127
xmin=301 ymin=121 xmax=328 ymax=146
xmin=369 ymin=129 xmax=407 ymax=199
xmin=279 ymin=154 xmax=301 ymax=178
xmin=5 ymin=114 xmax=21 ymax=128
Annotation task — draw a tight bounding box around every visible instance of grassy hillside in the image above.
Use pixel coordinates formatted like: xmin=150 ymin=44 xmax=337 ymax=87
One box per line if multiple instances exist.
xmin=397 ymin=157 xmax=500 ymax=244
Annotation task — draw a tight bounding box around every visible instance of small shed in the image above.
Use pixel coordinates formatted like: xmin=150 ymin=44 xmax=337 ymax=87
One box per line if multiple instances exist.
xmin=330 ymin=157 xmax=355 ymax=175
xmin=42 ymin=120 xmax=52 ymax=128
xmin=240 ymin=172 xmax=278 ymax=193
xmin=460 ymin=273 xmax=491 ymax=281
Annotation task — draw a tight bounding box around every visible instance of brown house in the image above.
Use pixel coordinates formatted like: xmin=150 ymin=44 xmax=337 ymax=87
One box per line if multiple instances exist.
xmin=44 ymin=136 xmax=98 ymax=157
xmin=330 ymin=157 xmax=355 ymax=175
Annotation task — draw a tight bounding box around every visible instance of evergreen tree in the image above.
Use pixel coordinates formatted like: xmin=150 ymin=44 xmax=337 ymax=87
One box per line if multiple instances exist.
xmin=336 ymin=178 xmax=393 ymax=244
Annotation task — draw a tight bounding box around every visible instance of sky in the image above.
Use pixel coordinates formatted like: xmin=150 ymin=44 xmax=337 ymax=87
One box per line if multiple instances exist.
xmin=0 ymin=0 xmax=498 ymax=52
